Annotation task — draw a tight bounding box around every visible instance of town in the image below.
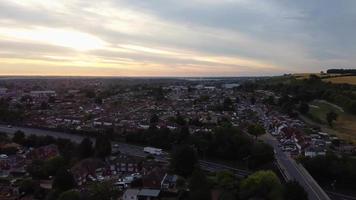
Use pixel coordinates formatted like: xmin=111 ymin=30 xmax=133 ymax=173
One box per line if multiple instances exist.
xmin=1 ymin=77 xmax=355 ymax=200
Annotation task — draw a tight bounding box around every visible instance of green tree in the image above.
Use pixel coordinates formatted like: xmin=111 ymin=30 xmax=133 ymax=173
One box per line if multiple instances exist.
xmin=326 ymin=111 xmax=338 ymax=127
xmin=170 ymin=145 xmax=198 ymax=177
xmin=52 ymin=168 xmax=76 ymax=192
xmin=0 ymin=146 xmax=17 ymax=155
xmin=27 ymin=160 xmax=47 ymax=179
xmin=223 ymin=97 xmax=233 ymax=111
xmin=58 ymin=190 xmax=81 ymax=200
xmin=150 ymin=113 xmax=159 ymax=124
xmin=0 ymin=132 xmax=9 ymax=142
xmin=299 ymin=102 xmax=310 ymax=114
xmin=250 ymin=96 xmax=256 ymax=105
xmin=88 ymin=182 xmax=118 ymax=200
xmin=43 ymin=156 xmax=66 ymax=176
xmin=95 ymin=136 xmax=111 ymax=158
xmin=189 ymin=169 xmax=210 ymax=200
xmin=249 ymin=142 xmax=275 ymax=168
xmin=283 ymin=180 xmax=308 ymax=200
xmin=240 ymin=170 xmax=283 ymax=200
xmin=78 ymin=137 xmax=94 ymax=159
xmin=19 ymin=179 xmax=40 ymax=195
xmin=216 ymin=171 xmax=236 ymax=190
xmin=248 ymin=124 xmax=266 ymax=140
xmin=12 ymin=130 xmax=25 ymax=144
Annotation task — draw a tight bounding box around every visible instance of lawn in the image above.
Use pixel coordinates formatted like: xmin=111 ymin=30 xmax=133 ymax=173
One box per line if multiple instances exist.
xmin=323 ymin=76 xmax=356 ymax=85
xmin=308 ymin=100 xmax=356 ymax=144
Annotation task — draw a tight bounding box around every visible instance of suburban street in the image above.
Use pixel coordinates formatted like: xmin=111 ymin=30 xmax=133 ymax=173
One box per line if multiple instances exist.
xmin=262 ymin=134 xmax=331 ymax=200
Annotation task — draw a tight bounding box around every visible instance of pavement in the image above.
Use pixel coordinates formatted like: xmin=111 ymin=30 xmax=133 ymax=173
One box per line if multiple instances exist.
xmin=262 ymin=134 xmax=331 ymax=200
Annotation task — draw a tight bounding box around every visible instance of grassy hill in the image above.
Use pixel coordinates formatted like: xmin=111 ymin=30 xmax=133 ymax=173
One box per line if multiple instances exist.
xmin=308 ymin=100 xmax=356 ymax=143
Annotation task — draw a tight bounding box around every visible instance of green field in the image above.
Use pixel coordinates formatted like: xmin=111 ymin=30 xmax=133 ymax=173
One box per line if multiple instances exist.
xmin=308 ymin=100 xmax=356 ymax=143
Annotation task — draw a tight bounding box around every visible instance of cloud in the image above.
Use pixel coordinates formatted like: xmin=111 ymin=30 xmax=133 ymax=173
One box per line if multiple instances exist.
xmin=0 ymin=0 xmax=355 ymax=76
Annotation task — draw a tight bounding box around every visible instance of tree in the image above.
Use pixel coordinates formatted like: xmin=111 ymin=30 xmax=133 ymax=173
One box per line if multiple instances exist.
xmin=216 ymin=171 xmax=236 ymax=190
xmin=265 ymin=96 xmax=275 ymax=105
xmin=176 ymin=126 xmax=190 ymax=144
xmin=150 ymin=114 xmax=159 ymax=124
xmin=176 ymin=113 xmax=186 ymax=126
xmin=223 ymin=97 xmax=233 ymax=111
xmin=0 ymin=132 xmax=9 ymax=142
xmin=94 ymin=97 xmax=103 ymax=105
xmin=170 ymin=145 xmax=198 ymax=177
xmin=52 ymin=168 xmax=76 ymax=192
xmin=326 ymin=111 xmax=338 ymax=127
xmin=299 ymin=102 xmax=310 ymax=114
xmin=58 ymin=190 xmax=81 ymax=200
xmin=240 ymin=170 xmax=283 ymax=200
xmin=248 ymin=124 xmax=266 ymax=140
xmin=283 ymin=180 xmax=308 ymax=200
xmin=44 ymin=156 xmax=66 ymax=176
xmin=12 ymin=130 xmax=25 ymax=144
xmin=0 ymin=146 xmax=17 ymax=155
xmin=23 ymin=134 xmax=39 ymax=147
xmin=40 ymin=101 xmax=49 ymax=110
xmin=27 ymin=159 xmax=47 ymax=179
xmin=88 ymin=182 xmax=118 ymax=200
xmin=240 ymin=171 xmax=282 ymax=200
xmin=189 ymin=169 xmax=210 ymax=200
xmin=250 ymin=96 xmax=256 ymax=105
xmin=19 ymin=179 xmax=40 ymax=195
xmin=235 ymin=96 xmax=240 ymax=104
xmin=78 ymin=137 xmax=94 ymax=159
xmin=48 ymin=96 xmax=56 ymax=103
xmin=95 ymin=136 xmax=112 ymax=158
xmin=249 ymin=142 xmax=275 ymax=169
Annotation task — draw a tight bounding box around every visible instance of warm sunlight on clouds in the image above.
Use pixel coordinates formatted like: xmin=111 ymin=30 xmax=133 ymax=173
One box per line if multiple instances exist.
xmin=0 ymin=0 xmax=355 ymax=76
xmin=0 ymin=27 xmax=107 ymax=51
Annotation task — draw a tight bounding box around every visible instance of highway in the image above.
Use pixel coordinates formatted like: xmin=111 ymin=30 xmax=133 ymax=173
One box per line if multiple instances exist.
xmin=0 ymin=125 xmax=251 ymax=177
xmin=262 ymin=134 xmax=331 ymax=200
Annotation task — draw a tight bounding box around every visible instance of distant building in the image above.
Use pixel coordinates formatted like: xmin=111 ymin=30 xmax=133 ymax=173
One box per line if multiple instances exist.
xmin=30 ymin=90 xmax=56 ymax=97
xmin=223 ymin=83 xmax=240 ymax=89
xmin=0 ymin=88 xmax=7 ymax=95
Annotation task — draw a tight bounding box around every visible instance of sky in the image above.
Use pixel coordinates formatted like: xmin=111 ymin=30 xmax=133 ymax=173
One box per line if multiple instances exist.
xmin=0 ymin=0 xmax=355 ymax=77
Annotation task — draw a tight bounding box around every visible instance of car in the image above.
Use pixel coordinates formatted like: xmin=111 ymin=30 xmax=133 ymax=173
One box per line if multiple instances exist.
xmin=7 ymin=125 xmax=12 ymax=128
xmin=0 ymin=154 xmax=8 ymax=159
xmin=87 ymin=175 xmax=97 ymax=182
xmin=97 ymin=175 xmax=105 ymax=182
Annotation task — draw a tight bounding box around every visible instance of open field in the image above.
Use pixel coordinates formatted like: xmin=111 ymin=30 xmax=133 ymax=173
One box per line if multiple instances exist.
xmin=308 ymin=100 xmax=356 ymax=143
xmin=293 ymin=73 xmax=342 ymax=80
xmin=323 ymin=76 xmax=356 ymax=85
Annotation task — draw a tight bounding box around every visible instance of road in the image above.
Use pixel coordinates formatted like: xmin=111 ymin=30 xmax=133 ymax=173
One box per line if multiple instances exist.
xmin=262 ymin=134 xmax=331 ymax=200
xmin=0 ymin=125 xmax=149 ymax=158
xmin=0 ymin=125 xmax=251 ymax=176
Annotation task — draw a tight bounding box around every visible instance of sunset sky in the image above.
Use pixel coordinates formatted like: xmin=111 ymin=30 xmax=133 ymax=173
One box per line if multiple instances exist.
xmin=0 ymin=0 xmax=355 ymax=76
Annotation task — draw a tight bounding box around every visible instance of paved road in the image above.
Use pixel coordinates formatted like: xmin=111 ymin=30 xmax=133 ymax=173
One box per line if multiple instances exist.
xmin=0 ymin=125 xmax=250 ymax=176
xmin=262 ymin=134 xmax=331 ymax=200
xmin=326 ymin=191 xmax=356 ymax=200
xmin=0 ymin=125 xmax=148 ymax=158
